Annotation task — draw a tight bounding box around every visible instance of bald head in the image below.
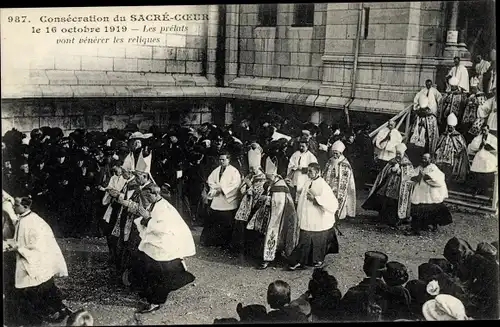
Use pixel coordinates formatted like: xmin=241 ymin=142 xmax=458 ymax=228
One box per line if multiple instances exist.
xmin=421 ymin=153 xmax=431 ymax=167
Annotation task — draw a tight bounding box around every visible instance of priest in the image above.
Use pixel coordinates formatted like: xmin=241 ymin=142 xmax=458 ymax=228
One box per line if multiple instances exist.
xmin=408 ymin=90 xmax=441 ymax=164
xmin=434 ymin=113 xmax=470 ymax=184
xmin=463 ymin=78 xmax=488 ymax=143
xmin=201 ymin=152 xmax=242 ymax=248
xmin=130 ymin=184 xmax=196 ymax=313
xmin=4 ymin=197 xmax=71 ymax=323
xmin=287 ymin=138 xmax=318 ymax=203
xmin=446 ymin=56 xmax=470 ymax=93
xmin=288 ymin=163 xmax=339 ymax=270
xmin=407 ymin=153 xmax=452 ymax=236
xmin=373 ymin=120 xmax=403 ymax=170
xmin=438 ymin=77 xmax=468 ymax=132
xmin=322 ymin=140 xmax=356 ymax=220
xmin=362 ymin=143 xmax=414 ymax=227
xmin=467 ymin=124 xmax=498 ymax=196
xmin=245 ymin=170 xmax=300 ymax=269
xmin=476 ymin=86 xmax=497 ymax=137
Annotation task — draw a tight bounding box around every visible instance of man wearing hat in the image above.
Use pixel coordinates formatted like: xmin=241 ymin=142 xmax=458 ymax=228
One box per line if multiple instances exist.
xmin=407 ymin=153 xmax=452 ymax=235
xmin=338 ymin=251 xmax=389 ymax=321
xmin=439 ymin=76 xmax=468 ymax=131
xmin=446 ymin=56 xmax=470 ymax=93
xmin=373 ymin=120 xmax=403 ymax=170
xmin=434 ymin=113 xmax=470 ymax=183
xmin=323 ymin=140 xmax=356 ymax=220
xmin=467 ymin=124 xmax=497 ymax=196
xmin=287 ymin=138 xmax=318 ymax=203
xmin=363 ymin=143 xmax=414 ymax=227
xmin=408 ymin=80 xmax=441 ymax=164
xmin=476 ymin=85 xmax=497 ymax=136
xmin=287 ymin=163 xmax=339 ymax=270
xmin=462 ymin=78 xmax=488 ymax=143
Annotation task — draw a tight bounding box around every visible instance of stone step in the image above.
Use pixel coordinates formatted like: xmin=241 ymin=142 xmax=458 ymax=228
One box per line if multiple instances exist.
xmin=365 ymin=183 xmax=496 ymax=213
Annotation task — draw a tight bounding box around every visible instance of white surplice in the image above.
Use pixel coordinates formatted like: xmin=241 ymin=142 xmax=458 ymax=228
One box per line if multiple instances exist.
xmin=413 ymin=87 xmax=443 ymax=115
xmin=101 ymin=175 xmax=129 ymax=206
xmin=13 ymin=211 xmax=68 ymax=289
xmin=207 ymin=165 xmax=242 ymax=211
xmin=468 ymin=133 xmax=498 ymax=173
xmin=411 ymin=164 xmax=448 ymax=205
xmin=477 ymin=97 xmax=497 ymax=132
xmin=373 ymin=127 xmax=403 ymax=161
xmin=134 ymin=198 xmax=196 ymax=262
xmin=447 ymin=64 xmax=470 ymax=92
xmin=287 ymin=150 xmax=318 ymax=193
xmin=297 ymin=177 xmax=339 ymax=232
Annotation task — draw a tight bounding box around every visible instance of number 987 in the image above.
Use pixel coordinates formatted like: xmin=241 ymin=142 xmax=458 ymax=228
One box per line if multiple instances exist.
xmin=7 ymin=16 xmax=28 ymax=23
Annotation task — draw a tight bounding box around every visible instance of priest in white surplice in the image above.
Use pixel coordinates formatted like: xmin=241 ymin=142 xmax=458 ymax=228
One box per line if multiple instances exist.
xmin=467 ymin=124 xmax=498 ymax=196
xmin=373 ymin=120 xmax=403 ymax=169
xmin=122 ymin=132 xmax=153 ymax=173
xmin=287 ymin=138 xmax=318 ymax=203
xmin=476 ymin=86 xmax=497 ymax=137
xmin=201 ymin=152 xmax=242 ymax=247
xmin=322 ymin=140 xmax=356 ymax=220
xmin=3 ymin=197 xmax=71 ymax=323
xmin=446 ymin=56 xmax=470 ymax=93
xmin=406 ymin=154 xmax=452 ymax=236
xmin=288 ymin=163 xmax=339 ymax=270
xmin=130 ymin=185 xmax=196 ymax=314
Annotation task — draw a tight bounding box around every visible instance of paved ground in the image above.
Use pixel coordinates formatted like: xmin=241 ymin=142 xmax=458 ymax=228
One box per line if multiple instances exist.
xmin=26 ymin=190 xmax=499 ymax=325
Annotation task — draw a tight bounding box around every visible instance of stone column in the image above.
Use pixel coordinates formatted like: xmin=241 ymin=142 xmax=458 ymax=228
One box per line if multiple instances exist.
xmin=443 ymin=1 xmax=460 ymax=58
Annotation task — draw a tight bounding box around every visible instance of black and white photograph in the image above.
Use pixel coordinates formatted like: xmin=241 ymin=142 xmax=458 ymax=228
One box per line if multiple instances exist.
xmin=1 ymin=2 xmax=498 ymax=325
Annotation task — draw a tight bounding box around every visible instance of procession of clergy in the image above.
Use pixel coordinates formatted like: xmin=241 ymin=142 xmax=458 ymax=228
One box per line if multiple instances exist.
xmin=2 ymin=54 xmax=497 ymax=324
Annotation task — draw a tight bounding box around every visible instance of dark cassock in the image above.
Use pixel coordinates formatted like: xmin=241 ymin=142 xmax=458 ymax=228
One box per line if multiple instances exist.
xmin=354 ymin=124 xmax=376 ymax=187
xmin=231 ymin=166 xmax=268 ymax=255
xmin=322 ymin=141 xmax=356 ymax=220
xmin=129 ymin=185 xmax=196 ymax=313
xmin=362 ymin=143 xmax=414 ymax=227
xmin=184 ymin=150 xmax=207 ymax=226
xmin=200 ymin=153 xmax=242 ymax=247
xmin=408 ymin=154 xmax=452 ymax=235
xmin=462 ymin=80 xmax=487 ymax=143
xmin=434 ymin=113 xmax=470 ymax=184
xmin=288 ymin=163 xmax=339 ymax=270
xmin=245 ymin=172 xmax=300 ymax=269
xmin=44 ymin=148 xmax=73 ymax=237
xmin=338 ymin=251 xmax=389 ymax=322
xmin=467 ymin=126 xmax=497 ymax=195
xmin=408 ymin=95 xmax=440 ymax=165
xmin=438 ymin=77 xmax=467 ymax=133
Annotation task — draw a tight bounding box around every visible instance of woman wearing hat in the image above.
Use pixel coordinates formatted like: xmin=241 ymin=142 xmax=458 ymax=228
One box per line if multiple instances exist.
xmin=422 ymin=294 xmax=470 ymax=320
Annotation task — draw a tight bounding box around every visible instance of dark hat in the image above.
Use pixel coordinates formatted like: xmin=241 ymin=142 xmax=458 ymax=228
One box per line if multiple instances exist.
xmin=428 ymin=258 xmax=453 ymax=275
xmin=54 ymin=147 xmax=67 ymax=158
xmin=418 ymin=263 xmax=444 ymax=283
xmin=443 ymin=237 xmax=474 ymax=265
xmin=363 ymin=251 xmax=388 ymax=276
xmin=405 ymin=279 xmax=433 ymax=305
xmin=236 ymin=303 xmax=267 ymax=322
xmin=492 ymin=241 xmax=499 ymax=252
xmin=383 ymin=261 xmax=409 ymax=286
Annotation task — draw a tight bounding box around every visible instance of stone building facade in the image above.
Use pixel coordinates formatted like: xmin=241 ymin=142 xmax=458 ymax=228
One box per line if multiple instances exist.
xmin=1 ymin=2 xmax=495 ymax=136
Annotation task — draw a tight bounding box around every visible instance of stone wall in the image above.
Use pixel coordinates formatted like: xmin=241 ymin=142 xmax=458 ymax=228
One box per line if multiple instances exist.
xmin=1 ymin=97 xmax=224 ymax=136
xmin=236 ymin=3 xmax=326 ymax=81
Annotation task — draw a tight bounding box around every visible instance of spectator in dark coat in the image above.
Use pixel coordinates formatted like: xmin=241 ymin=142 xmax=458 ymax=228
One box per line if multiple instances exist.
xmin=265 ymin=280 xmax=308 ymax=322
